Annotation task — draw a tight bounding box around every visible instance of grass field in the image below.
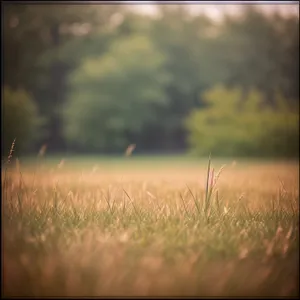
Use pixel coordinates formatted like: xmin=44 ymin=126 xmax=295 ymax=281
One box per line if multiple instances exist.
xmin=2 ymin=154 xmax=299 ymax=297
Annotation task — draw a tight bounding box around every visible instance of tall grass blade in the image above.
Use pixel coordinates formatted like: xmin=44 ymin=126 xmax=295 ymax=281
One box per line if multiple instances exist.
xmin=206 ymin=167 xmax=215 ymax=212
xmin=186 ymin=184 xmax=201 ymax=215
xmin=180 ymin=192 xmax=190 ymax=217
xmin=123 ymin=189 xmax=141 ymax=221
xmin=17 ymin=192 xmax=23 ymax=216
xmin=204 ymin=153 xmax=211 ymax=214
xmin=3 ymin=139 xmax=16 ymax=206
xmin=103 ymin=189 xmax=114 ymax=215
xmin=216 ymin=190 xmax=220 ymax=215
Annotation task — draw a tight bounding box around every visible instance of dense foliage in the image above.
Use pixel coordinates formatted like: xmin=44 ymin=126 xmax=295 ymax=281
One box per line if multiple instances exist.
xmin=63 ymin=34 xmax=170 ymax=152
xmin=185 ymin=86 xmax=299 ymax=158
xmin=2 ymin=87 xmax=42 ymax=157
xmin=2 ymin=4 xmax=299 ymax=156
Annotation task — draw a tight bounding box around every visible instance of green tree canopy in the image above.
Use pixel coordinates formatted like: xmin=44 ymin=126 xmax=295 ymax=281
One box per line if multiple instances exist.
xmin=2 ymin=86 xmax=43 ymax=157
xmin=63 ymin=34 xmax=171 ymax=153
xmin=185 ymin=85 xmax=299 ymax=158
xmin=3 ymin=4 xmax=298 ymax=155
xmin=212 ymin=6 xmax=299 ymax=101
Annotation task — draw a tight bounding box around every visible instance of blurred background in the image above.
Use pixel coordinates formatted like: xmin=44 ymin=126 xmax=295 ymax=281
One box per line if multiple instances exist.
xmin=2 ymin=2 xmax=299 ymax=159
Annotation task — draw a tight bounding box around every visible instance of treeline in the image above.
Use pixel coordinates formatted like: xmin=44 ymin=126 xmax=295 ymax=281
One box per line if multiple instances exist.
xmin=2 ymin=4 xmax=299 ymax=157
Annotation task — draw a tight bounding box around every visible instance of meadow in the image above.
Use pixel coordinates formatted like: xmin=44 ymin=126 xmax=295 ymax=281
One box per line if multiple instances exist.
xmin=2 ymin=152 xmax=299 ymax=297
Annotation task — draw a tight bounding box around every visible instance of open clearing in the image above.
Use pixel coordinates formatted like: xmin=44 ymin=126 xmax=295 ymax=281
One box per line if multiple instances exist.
xmin=2 ymin=156 xmax=299 ymax=297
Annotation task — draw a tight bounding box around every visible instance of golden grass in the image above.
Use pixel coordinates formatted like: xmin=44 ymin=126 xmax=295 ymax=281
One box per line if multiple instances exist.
xmin=2 ymin=158 xmax=299 ymax=297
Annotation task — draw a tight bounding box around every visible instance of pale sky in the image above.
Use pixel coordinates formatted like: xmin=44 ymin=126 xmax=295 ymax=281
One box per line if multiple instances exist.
xmin=129 ymin=1 xmax=299 ymax=20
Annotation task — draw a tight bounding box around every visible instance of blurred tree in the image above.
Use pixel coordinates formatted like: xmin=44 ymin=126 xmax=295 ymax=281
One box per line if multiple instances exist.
xmin=275 ymin=12 xmax=299 ymax=100
xmin=3 ymin=3 xmax=298 ymax=155
xmin=63 ymin=34 xmax=171 ymax=153
xmin=2 ymin=86 xmax=43 ymax=157
xmin=149 ymin=5 xmax=218 ymax=151
xmin=185 ymin=85 xmax=299 ymax=158
xmin=3 ymin=3 xmax=127 ymax=152
xmin=212 ymin=6 xmax=299 ymax=102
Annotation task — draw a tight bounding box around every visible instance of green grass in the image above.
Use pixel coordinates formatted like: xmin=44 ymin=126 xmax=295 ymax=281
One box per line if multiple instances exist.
xmin=2 ymin=154 xmax=299 ymax=297
xmin=18 ymin=153 xmax=299 ymax=169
